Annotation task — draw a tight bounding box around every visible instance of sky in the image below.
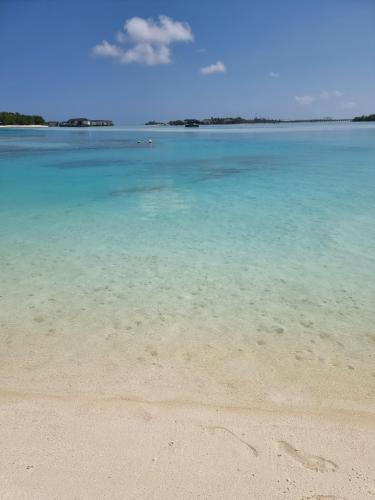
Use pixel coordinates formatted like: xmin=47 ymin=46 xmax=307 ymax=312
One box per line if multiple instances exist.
xmin=0 ymin=0 xmax=374 ymax=124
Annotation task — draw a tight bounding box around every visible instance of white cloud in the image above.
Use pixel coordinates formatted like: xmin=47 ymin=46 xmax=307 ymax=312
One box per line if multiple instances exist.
xmin=200 ymin=61 xmax=226 ymax=75
xmin=295 ymin=95 xmax=317 ymax=105
xmin=320 ymin=89 xmax=344 ymax=99
xmin=342 ymin=101 xmax=356 ymax=109
xmin=116 ymin=31 xmax=126 ymax=43
xmin=269 ymin=71 xmax=279 ymax=78
xmin=124 ymin=16 xmax=193 ymax=44
xmin=295 ymin=89 xmax=344 ymax=105
xmin=92 ymin=15 xmax=194 ymax=66
xmin=92 ymin=40 xmax=123 ymax=58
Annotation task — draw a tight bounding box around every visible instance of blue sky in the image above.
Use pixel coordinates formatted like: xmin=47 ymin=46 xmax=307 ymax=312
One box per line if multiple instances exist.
xmin=1 ymin=0 xmax=374 ymax=123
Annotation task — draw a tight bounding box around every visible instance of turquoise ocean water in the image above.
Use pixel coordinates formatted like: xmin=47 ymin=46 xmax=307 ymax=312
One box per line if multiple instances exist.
xmin=1 ymin=124 xmax=374 ymax=409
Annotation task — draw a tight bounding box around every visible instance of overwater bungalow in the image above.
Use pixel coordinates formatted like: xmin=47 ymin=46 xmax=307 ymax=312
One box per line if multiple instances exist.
xmin=56 ymin=118 xmax=114 ymax=127
xmin=90 ymin=119 xmax=113 ymax=126
xmin=184 ymin=119 xmax=200 ymax=128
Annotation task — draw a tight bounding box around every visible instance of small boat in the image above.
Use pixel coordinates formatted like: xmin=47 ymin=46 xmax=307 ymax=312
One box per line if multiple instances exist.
xmin=185 ymin=120 xmax=199 ymax=128
xmin=148 ymin=139 xmax=153 ymax=143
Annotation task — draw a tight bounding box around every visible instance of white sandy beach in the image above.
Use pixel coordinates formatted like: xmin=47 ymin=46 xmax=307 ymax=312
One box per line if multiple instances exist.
xmin=0 ymin=125 xmax=48 ymax=128
xmin=1 ymin=391 xmax=374 ymax=500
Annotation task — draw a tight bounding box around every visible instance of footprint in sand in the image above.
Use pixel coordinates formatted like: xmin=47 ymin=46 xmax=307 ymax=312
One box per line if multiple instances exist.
xmin=206 ymin=426 xmax=258 ymax=457
xmin=278 ymin=441 xmax=338 ymax=472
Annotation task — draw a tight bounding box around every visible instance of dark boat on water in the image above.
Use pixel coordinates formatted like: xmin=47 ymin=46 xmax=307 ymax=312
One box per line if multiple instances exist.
xmin=185 ymin=120 xmax=200 ymax=128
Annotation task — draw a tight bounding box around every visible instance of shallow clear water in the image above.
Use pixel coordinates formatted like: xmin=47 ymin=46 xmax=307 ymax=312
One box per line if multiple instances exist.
xmin=1 ymin=124 xmax=374 ymax=409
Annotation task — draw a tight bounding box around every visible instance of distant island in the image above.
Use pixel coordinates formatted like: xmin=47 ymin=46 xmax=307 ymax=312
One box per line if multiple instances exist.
xmin=146 ymin=116 xmax=354 ymax=126
xmin=352 ymin=114 xmax=375 ymax=122
xmin=0 ymin=111 xmax=45 ymax=126
xmin=0 ymin=112 xmax=113 ymax=128
xmin=146 ymin=117 xmax=283 ymax=126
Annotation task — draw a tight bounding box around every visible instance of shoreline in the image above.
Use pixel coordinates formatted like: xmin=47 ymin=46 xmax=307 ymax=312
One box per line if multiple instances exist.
xmin=2 ymin=386 xmax=375 ymax=420
xmin=1 ymin=390 xmax=374 ymax=499
xmin=0 ymin=124 xmax=48 ymax=128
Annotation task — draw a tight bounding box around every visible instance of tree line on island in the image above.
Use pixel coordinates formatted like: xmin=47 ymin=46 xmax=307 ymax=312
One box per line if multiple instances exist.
xmin=0 ymin=112 xmax=113 ymax=127
xmin=146 ymin=117 xmax=283 ymax=126
xmin=352 ymin=114 xmax=375 ymax=122
xmin=0 ymin=112 xmax=45 ymax=126
xmin=146 ymin=114 xmax=375 ymax=126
